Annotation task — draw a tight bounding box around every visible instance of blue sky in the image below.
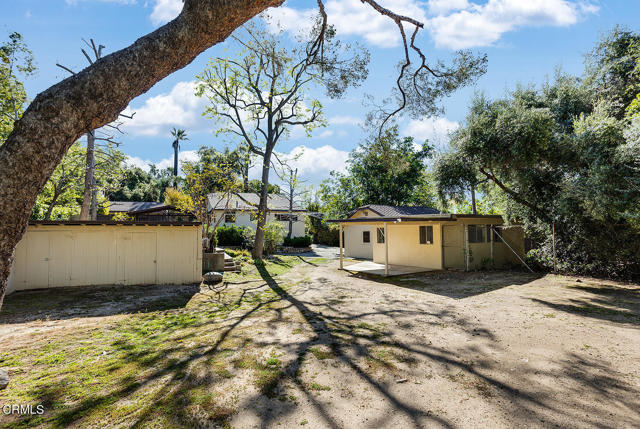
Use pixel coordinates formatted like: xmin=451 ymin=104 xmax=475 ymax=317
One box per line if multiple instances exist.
xmin=4 ymin=0 xmax=640 ymax=186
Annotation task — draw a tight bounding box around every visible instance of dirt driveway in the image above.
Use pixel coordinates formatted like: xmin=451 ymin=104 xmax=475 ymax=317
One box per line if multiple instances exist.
xmin=1 ymin=260 xmax=639 ymax=428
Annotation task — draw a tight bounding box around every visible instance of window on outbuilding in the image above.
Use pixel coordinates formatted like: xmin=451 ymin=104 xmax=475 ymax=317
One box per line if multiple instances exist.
xmin=225 ymin=212 xmax=236 ymax=223
xmin=419 ymin=225 xmax=433 ymax=244
xmin=376 ymin=227 xmax=385 ymax=243
xmin=363 ymin=231 xmax=370 ymax=243
xmin=468 ymin=225 xmax=485 ymax=243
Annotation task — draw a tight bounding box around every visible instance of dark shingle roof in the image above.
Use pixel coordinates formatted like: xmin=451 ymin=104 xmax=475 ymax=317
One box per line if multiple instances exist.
xmin=207 ymin=193 xmax=304 ymax=211
xmin=109 ymin=201 xmax=169 ymax=213
xmin=354 ymin=204 xmax=442 ymax=218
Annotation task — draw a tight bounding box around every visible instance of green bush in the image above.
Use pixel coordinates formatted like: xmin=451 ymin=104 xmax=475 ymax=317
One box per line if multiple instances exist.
xmin=263 ymin=221 xmax=285 ymax=254
xmin=283 ymin=235 xmax=312 ymax=248
xmin=215 ymin=225 xmax=247 ymax=246
xmin=242 ymin=227 xmax=256 ymax=249
xmin=316 ymin=223 xmax=340 ymax=246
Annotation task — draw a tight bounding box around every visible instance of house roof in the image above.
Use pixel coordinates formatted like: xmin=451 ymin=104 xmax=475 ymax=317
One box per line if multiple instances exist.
xmin=351 ymin=204 xmax=442 ymax=218
xmin=207 ymin=192 xmax=305 ymax=212
xmin=29 ymin=220 xmax=200 ymax=226
xmin=328 ymin=216 xmax=454 ymax=223
xmin=108 ymin=201 xmax=171 ymax=214
xmin=327 ymin=205 xmax=504 ymax=223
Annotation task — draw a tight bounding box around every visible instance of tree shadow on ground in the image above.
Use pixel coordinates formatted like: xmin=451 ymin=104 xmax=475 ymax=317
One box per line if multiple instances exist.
xmin=0 ymin=283 xmax=201 ymax=324
xmin=3 ymin=266 xmax=639 ymax=428
xmin=243 ymin=265 xmax=640 ymax=429
xmin=351 ymin=270 xmax=543 ymax=299
xmin=529 ymin=277 xmax=640 ymax=325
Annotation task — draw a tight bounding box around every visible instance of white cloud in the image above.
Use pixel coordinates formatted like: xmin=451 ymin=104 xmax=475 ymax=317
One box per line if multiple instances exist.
xmin=248 ymin=144 xmax=349 ymax=185
xmin=317 ymin=130 xmax=334 ymax=139
xmin=329 ymin=115 xmax=362 ymax=126
xmin=264 ymin=0 xmax=427 ymax=48
xmin=428 ymin=0 xmax=470 ymax=15
xmin=427 ymin=0 xmax=599 ymax=49
xmin=122 ymin=81 xmax=208 ymax=137
xmin=263 ymin=7 xmax=317 ymax=37
xmin=126 ymin=149 xmax=199 ymax=174
xmin=149 ymin=0 xmax=182 ymax=25
xmin=287 ymin=145 xmax=349 ymax=177
xmin=404 ymin=117 xmax=459 ymax=149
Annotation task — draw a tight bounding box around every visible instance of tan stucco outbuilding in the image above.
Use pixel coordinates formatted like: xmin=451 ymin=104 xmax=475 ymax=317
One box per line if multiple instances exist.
xmin=330 ymin=205 xmax=526 ymax=276
xmin=7 ymin=221 xmax=202 ymax=294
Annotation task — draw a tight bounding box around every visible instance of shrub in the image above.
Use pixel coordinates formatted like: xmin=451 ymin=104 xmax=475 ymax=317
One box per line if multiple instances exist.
xmin=242 ymin=227 xmax=256 ymax=249
xmin=263 ymin=221 xmax=285 ymax=254
xmin=215 ymin=225 xmax=247 ymax=246
xmin=316 ymin=223 xmax=340 ymax=246
xmin=283 ymin=235 xmax=312 ymax=248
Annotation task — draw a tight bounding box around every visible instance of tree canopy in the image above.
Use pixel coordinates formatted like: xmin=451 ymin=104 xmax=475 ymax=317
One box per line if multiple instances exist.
xmin=434 ymin=28 xmax=640 ymax=279
xmin=0 ymin=32 xmax=35 ymax=144
xmin=319 ymin=126 xmax=436 ymax=218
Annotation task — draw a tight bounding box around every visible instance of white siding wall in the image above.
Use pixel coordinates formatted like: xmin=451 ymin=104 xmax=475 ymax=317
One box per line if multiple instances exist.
xmin=344 ymin=224 xmax=373 ymax=259
xmin=213 ymin=210 xmax=307 ymax=237
xmin=7 ymin=224 xmax=202 ymax=293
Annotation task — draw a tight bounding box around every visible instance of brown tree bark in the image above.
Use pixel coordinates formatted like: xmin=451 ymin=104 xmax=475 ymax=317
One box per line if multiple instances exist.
xmin=253 ymin=146 xmax=273 ymax=259
xmin=0 ymin=0 xmax=283 ymax=309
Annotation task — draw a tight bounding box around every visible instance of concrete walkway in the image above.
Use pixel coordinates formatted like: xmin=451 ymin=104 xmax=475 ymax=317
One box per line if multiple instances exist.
xmin=294 ymin=244 xmax=340 ymax=259
xmin=343 ymin=260 xmax=433 ymax=276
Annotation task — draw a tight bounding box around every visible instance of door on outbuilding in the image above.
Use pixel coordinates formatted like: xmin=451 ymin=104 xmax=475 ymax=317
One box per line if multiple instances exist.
xmin=116 ymin=232 xmax=157 ymax=285
xmin=442 ymin=225 xmax=465 ymax=270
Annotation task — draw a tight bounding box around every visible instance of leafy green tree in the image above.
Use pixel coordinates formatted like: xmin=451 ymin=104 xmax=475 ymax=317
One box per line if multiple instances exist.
xmin=31 ymin=143 xmax=84 ymax=220
xmin=319 ymin=126 xmax=433 ymax=217
xmin=585 ymin=26 xmax=640 ymax=119
xmin=168 ymin=152 xmax=242 ymax=242
xmin=107 ymin=165 xmax=173 ymax=202
xmin=436 ymin=31 xmax=640 ymax=278
xmin=0 ymin=32 xmax=35 ymax=144
xmin=31 ymin=142 xmax=124 ymax=220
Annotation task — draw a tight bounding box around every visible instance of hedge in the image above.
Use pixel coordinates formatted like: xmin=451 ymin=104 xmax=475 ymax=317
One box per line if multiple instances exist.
xmin=283 ymin=235 xmax=312 ymax=248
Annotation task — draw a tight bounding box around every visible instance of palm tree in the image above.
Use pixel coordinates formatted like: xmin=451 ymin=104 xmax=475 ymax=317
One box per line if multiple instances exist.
xmin=170 ymin=128 xmax=188 ymax=187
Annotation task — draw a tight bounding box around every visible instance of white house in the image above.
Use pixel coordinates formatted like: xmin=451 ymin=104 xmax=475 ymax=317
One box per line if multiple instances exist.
xmin=207 ymin=192 xmax=308 ymax=237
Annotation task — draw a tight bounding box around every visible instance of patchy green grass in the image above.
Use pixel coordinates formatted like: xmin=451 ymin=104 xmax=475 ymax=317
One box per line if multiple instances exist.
xmin=0 ymin=257 xmax=329 ymax=429
xmin=309 ymin=382 xmax=331 ymax=391
xmin=223 ymin=255 xmax=327 ymax=283
xmin=308 ymin=345 xmax=334 ymax=361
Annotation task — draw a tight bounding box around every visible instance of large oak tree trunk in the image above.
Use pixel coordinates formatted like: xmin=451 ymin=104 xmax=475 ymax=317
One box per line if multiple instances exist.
xmin=0 ymin=0 xmax=282 ymax=309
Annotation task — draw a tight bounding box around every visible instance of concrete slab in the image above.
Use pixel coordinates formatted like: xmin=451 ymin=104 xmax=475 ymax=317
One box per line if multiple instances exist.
xmin=343 ymin=261 xmax=433 ymax=277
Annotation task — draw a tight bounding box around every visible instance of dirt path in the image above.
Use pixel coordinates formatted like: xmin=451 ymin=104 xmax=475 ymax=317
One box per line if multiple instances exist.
xmin=229 ymin=261 xmax=640 ymax=428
